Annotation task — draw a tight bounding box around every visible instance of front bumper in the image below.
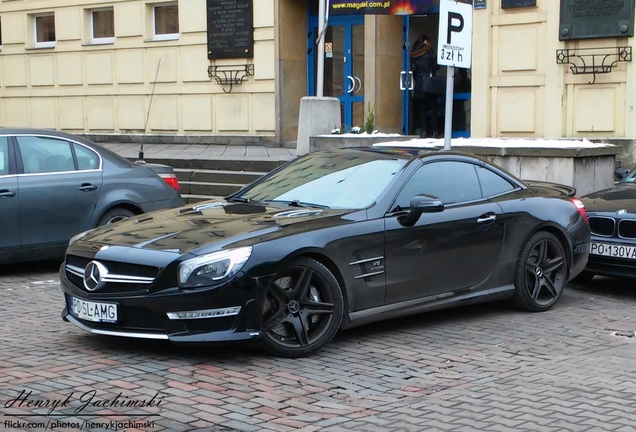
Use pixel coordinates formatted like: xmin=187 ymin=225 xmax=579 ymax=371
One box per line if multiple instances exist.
xmin=59 ymin=266 xmax=265 ymax=344
xmin=585 ymin=255 xmax=636 ymax=278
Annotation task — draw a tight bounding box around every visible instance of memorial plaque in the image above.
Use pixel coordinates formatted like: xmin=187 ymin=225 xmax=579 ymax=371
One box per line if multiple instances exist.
xmin=502 ymin=0 xmax=536 ymax=8
xmin=207 ymin=0 xmax=254 ymax=60
xmin=560 ymin=0 xmax=635 ymax=40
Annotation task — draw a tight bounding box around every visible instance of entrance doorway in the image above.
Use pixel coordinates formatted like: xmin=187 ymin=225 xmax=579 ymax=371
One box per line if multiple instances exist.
xmin=402 ymin=14 xmax=472 ymax=137
xmin=308 ymin=15 xmax=365 ymax=131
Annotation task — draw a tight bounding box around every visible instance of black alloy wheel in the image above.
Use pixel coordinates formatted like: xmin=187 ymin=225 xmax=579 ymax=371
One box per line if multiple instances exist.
xmin=261 ymin=257 xmax=344 ymax=358
xmin=512 ymin=231 xmax=568 ymax=312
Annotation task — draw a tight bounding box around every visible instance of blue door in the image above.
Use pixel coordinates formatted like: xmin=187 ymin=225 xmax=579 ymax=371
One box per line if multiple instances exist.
xmin=401 ymin=16 xmax=412 ymax=135
xmin=309 ymin=15 xmax=365 ymax=131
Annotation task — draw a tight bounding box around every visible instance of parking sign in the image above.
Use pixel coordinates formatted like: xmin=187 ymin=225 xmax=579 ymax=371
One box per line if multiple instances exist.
xmin=437 ymin=0 xmax=473 ymax=68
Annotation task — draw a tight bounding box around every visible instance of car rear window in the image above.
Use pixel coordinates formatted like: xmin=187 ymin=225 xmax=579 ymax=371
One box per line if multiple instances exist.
xmin=17 ymin=136 xmax=75 ymax=174
xmin=0 ymin=137 xmax=8 ymax=176
xmin=73 ymin=143 xmax=99 ymax=170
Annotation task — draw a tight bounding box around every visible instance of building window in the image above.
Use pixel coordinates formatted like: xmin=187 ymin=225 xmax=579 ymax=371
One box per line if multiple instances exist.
xmin=153 ymin=3 xmax=178 ymax=40
xmin=34 ymin=13 xmax=56 ymax=48
xmin=91 ymin=8 xmax=114 ymax=44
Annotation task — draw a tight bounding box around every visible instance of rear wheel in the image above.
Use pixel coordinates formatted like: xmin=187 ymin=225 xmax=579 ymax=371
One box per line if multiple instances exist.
xmin=261 ymin=257 xmax=344 ymax=358
xmin=97 ymin=208 xmax=134 ymax=226
xmin=512 ymin=231 xmax=568 ymax=312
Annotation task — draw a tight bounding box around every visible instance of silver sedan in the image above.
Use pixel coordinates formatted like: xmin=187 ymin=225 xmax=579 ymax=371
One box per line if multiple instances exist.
xmin=0 ymin=128 xmax=184 ymax=264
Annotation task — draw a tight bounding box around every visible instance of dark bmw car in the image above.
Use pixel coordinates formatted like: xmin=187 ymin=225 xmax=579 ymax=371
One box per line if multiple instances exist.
xmin=0 ymin=128 xmax=183 ymax=264
xmin=578 ymin=165 xmax=636 ymax=280
xmin=60 ymin=148 xmax=590 ymax=357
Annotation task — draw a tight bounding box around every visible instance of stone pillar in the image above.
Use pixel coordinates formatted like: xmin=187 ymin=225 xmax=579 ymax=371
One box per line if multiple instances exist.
xmin=296 ymin=96 xmax=341 ymax=155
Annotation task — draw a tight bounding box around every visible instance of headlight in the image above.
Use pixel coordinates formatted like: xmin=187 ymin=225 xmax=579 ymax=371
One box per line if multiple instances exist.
xmin=178 ymin=247 xmax=252 ymax=288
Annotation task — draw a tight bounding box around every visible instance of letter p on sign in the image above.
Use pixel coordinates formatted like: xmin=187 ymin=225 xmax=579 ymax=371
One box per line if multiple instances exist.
xmin=437 ymin=0 xmax=473 ymax=69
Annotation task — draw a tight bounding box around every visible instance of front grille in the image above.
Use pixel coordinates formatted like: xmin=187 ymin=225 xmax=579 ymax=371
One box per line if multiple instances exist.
xmin=618 ymin=219 xmax=636 ymax=239
xmin=589 ymin=217 xmax=615 ymax=237
xmin=65 ymin=254 xmax=159 ymax=294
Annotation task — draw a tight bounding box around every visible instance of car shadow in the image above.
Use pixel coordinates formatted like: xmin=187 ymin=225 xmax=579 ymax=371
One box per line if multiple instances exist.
xmin=0 ymin=259 xmax=62 ymax=276
xmin=568 ymin=276 xmax=636 ymax=300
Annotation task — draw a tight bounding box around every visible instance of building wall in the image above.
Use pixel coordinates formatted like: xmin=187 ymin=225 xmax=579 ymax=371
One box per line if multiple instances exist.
xmin=0 ymin=0 xmax=277 ymax=137
xmin=472 ymin=0 xmax=632 ymax=140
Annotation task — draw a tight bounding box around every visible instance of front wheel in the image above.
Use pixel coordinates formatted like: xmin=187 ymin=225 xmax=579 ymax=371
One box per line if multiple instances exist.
xmin=512 ymin=231 xmax=568 ymax=312
xmin=261 ymin=257 xmax=344 ymax=358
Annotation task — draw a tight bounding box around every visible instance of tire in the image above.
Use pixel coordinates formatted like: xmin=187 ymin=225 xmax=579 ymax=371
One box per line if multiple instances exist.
xmin=97 ymin=208 xmax=135 ymax=226
xmin=261 ymin=257 xmax=344 ymax=358
xmin=572 ymin=271 xmax=595 ymax=284
xmin=511 ymin=231 xmax=568 ymax=312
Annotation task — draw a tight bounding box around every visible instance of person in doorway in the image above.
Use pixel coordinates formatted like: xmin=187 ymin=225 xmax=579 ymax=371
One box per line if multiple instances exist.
xmin=452 ymin=68 xmax=471 ymax=132
xmin=411 ymin=34 xmax=440 ymax=138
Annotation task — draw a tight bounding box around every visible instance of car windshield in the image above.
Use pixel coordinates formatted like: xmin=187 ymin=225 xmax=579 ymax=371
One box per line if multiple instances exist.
xmin=237 ymin=152 xmax=407 ymax=209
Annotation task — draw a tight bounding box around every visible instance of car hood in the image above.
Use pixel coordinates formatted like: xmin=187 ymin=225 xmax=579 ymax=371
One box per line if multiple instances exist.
xmin=75 ymin=199 xmax=354 ymax=255
xmin=581 ymin=184 xmax=636 ymax=214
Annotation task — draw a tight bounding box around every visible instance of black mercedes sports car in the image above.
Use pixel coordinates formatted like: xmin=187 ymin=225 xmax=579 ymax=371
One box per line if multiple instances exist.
xmin=578 ymin=165 xmax=636 ymax=280
xmin=60 ymin=147 xmax=590 ymax=357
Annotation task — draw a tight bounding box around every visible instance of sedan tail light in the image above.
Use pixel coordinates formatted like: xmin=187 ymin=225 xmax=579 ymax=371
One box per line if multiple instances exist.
xmin=570 ymin=197 xmax=588 ymax=223
xmin=158 ymin=173 xmax=180 ymax=192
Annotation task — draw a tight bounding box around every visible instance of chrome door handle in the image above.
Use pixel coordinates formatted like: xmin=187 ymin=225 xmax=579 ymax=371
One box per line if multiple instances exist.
xmin=400 ymin=71 xmax=406 ymax=90
xmin=0 ymin=190 xmax=16 ymax=199
xmin=354 ymin=76 xmax=362 ymax=93
xmin=409 ymin=71 xmax=414 ymax=90
xmin=477 ymin=214 xmax=497 ymax=225
xmin=346 ymin=76 xmax=355 ymax=94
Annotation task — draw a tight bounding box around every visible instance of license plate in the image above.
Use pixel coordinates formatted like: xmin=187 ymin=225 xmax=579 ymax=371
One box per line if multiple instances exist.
xmin=70 ymin=297 xmax=118 ymax=323
xmin=590 ymin=242 xmax=636 ymax=260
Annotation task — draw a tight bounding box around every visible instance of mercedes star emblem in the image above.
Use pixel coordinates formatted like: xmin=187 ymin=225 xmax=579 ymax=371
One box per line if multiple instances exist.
xmin=83 ymin=261 xmax=109 ymax=291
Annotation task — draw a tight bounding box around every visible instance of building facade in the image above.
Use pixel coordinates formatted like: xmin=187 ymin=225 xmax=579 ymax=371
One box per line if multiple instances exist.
xmin=0 ymin=0 xmax=635 ymax=161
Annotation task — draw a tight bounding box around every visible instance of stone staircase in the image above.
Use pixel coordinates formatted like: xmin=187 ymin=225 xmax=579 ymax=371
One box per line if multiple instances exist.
xmin=141 ymin=157 xmax=287 ymax=203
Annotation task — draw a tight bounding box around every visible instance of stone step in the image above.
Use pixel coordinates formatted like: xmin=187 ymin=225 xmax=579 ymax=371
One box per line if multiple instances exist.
xmin=140 ymin=157 xmax=286 ymax=173
xmin=174 ymin=168 xmax=266 ymax=185
xmin=179 ymin=181 xmax=244 ymax=198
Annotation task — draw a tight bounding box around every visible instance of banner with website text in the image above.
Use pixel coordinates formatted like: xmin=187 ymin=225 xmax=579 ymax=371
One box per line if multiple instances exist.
xmin=330 ymin=0 xmax=437 ymax=15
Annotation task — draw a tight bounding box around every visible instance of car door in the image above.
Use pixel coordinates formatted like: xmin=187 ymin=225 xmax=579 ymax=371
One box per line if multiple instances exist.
xmin=16 ymin=135 xmax=103 ymax=249
xmin=0 ymin=136 xmax=21 ymax=255
xmin=384 ymin=160 xmax=506 ymax=304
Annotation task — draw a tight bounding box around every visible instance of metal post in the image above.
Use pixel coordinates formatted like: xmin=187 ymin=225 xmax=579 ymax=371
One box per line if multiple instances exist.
xmin=316 ymin=0 xmax=327 ymax=97
xmin=443 ymin=66 xmax=455 ymax=151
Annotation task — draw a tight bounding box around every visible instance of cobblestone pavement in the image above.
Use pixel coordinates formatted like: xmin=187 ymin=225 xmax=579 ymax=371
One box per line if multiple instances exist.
xmin=1 ymin=262 xmax=635 ymax=432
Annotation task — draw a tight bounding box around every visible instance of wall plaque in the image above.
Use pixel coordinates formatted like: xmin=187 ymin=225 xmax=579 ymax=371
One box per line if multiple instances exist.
xmin=502 ymin=0 xmax=536 ymax=8
xmin=207 ymin=0 xmax=254 ymax=60
xmin=560 ymin=0 xmax=635 ymax=40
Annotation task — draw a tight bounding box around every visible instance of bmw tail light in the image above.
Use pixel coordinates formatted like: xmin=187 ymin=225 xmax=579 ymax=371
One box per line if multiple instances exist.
xmin=570 ymin=198 xmax=588 ymax=223
xmin=158 ymin=173 xmax=180 ymax=191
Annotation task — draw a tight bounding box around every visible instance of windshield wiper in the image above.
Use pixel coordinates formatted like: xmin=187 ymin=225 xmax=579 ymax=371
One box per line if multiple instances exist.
xmin=228 ymin=196 xmax=251 ymax=203
xmin=270 ymin=200 xmax=330 ymax=209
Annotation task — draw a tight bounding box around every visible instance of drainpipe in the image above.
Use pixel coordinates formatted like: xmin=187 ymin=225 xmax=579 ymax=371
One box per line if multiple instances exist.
xmin=316 ymin=0 xmax=328 ymax=97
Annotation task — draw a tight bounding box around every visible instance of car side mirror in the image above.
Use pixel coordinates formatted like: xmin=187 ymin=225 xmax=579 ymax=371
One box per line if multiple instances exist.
xmin=615 ymin=167 xmax=629 ymax=182
xmin=399 ymin=194 xmax=444 ymax=227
